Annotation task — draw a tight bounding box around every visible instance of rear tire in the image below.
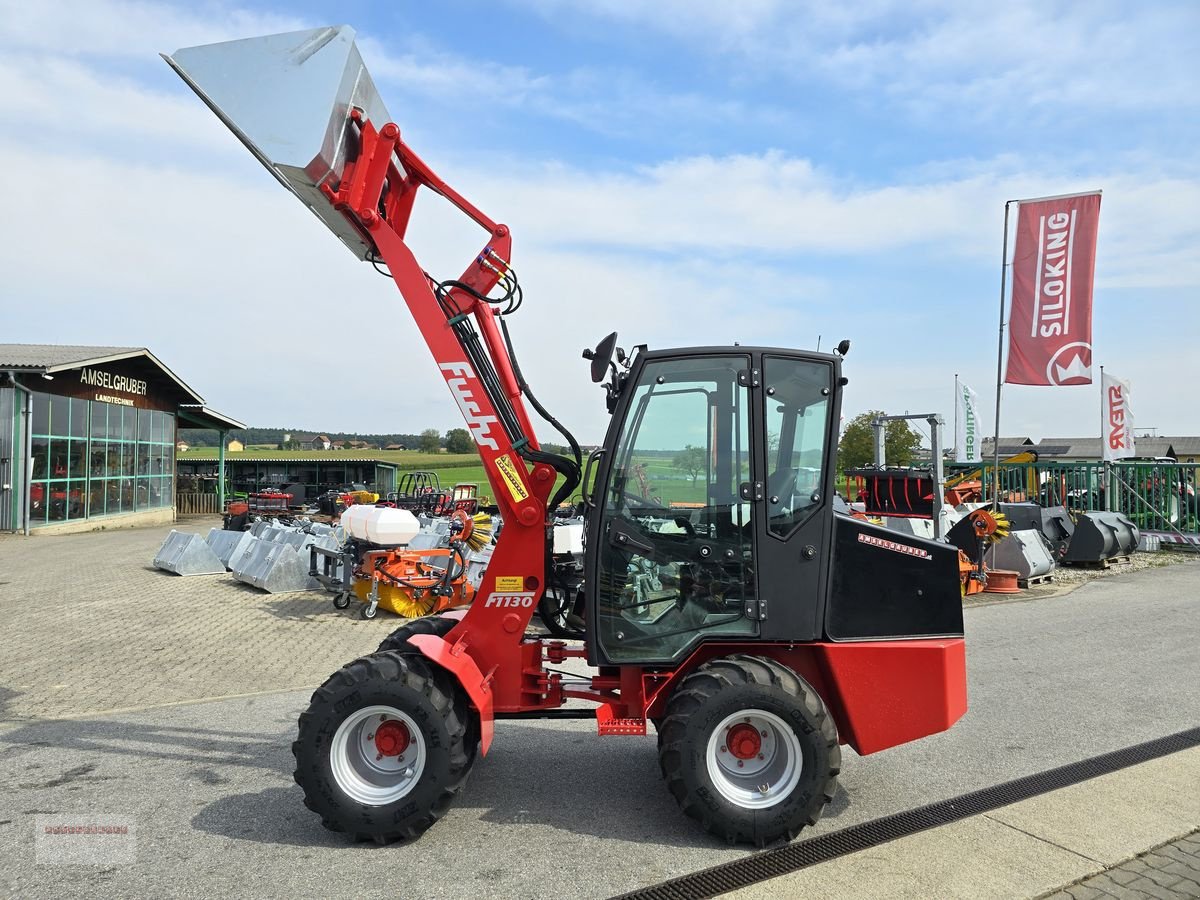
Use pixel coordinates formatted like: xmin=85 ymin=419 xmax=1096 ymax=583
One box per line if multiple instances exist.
xmin=657 ymin=654 xmax=839 ymax=847
xmin=292 ymin=651 xmax=472 ymax=843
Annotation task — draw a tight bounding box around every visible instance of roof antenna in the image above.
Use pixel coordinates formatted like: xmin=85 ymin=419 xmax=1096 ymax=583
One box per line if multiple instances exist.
xmin=816 ymin=334 xmax=821 ymax=352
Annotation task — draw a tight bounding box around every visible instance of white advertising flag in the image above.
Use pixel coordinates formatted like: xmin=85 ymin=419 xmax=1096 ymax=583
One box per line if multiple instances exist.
xmin=1101 ymin=372 xmax=1135 ymax=461
xmin=955 ymin=381 xmax=982 ymax=463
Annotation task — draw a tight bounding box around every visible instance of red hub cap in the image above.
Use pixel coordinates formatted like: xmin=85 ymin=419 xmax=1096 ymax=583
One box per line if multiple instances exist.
xmin=373 ymin=719 xmax=411 ymax=757
xmin=726 ymin=723 xmax=762 ymax=760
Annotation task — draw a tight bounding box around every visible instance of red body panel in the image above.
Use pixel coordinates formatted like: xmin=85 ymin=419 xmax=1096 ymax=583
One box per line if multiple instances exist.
xmin=408 ymin=633 xmax=495 ymax=754
xmin=638 ymin=639 xmax=967 ymax=755
xmin=816 ymin=639 xmax=968 ymax=754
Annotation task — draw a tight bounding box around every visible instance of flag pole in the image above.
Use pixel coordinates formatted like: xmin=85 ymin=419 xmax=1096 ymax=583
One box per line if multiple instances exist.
xmin=954 ymin=373 xmax=959 ymax=462
xmin=991 ymin=200 xmax=1013 ymax=509
xmin=1100 ymin=364 xmax=1111 ymax=511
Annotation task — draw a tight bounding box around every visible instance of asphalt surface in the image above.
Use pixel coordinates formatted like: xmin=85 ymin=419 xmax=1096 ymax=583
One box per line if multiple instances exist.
xmin=1 ymin=560 xmax=1197 ymax=898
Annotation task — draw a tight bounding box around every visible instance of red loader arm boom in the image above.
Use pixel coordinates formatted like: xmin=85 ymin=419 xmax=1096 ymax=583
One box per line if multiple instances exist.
xmin=165 ymin=26 xmax=578 ymax=750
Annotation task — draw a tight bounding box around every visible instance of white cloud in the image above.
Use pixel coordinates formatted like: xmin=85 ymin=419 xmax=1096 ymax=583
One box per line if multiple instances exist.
xmin=0 ymin=52 xmax=239 ymax=153
xmin=516 ymin=0 xmax=1200 ymax=119
xmin=0 ymin=0 xmax=304 ymax=60
xmin=356 ymin=35 xmax=780 ymax=141
xmin=2 ymin=0 xmax=1197 ymax=444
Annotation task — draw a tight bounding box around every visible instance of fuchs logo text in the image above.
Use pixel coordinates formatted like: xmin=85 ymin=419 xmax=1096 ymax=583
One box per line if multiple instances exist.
xmin=439 ymin=362 xmax=500 ymax=451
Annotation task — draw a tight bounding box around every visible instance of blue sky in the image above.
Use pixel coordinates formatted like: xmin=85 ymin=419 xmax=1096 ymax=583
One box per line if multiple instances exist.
xmin=2 ymin=1 xmax=1198 ymax=446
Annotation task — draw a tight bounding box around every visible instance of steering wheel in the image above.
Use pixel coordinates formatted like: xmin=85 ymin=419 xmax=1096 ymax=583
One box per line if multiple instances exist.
xmin=673 ymin=515 xmax=696 ymax=536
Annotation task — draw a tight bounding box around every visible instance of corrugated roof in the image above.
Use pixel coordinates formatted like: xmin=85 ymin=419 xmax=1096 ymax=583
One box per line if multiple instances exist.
xmin=178 ymin=404 xmax=246 ymax=431
xmin=1165 ymin=437 xmax=1200 ymax=456
xmin=1037 ymin=437 xmax=1180 ymax=459
xmin=177 ymin=454 xmax=397 ymax=464
xmin=0 ymin=344 xmax=143 ymax=369
xmin=980 ymin=437 xmax=1035 ymax=446
xmin=0 ymin=343 xmax=205 ymax=403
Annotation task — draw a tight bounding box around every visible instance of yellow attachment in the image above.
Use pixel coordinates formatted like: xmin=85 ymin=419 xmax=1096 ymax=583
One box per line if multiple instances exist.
xmin=967 ymin=509 xmax=1010 ymax=544
xmin=352 ymin=580 xmax=438 ymax=618
xmin=352 ymin=547 xmax=474 ymax=618
xmin=464 ymin=512 xmax=493 ymax=551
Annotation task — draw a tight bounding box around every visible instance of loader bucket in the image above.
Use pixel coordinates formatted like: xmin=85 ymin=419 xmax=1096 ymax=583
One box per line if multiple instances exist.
xmin=163 ymin=25 xmax=391 ymax=259
xmin=990 ymin=530 xmax=1055 ymax=580
xmin=999 ymin=502 xmax=1074 ymax=559
xmin=153 ymin=530 xmax=226 ymax=576
xmin=205 ymin=527 xmax=256 ymax=570
xmin=231 ymin=530 xmax=341 ymax=593
xmin=1061 ymin=511 xmax=1139 ymax=564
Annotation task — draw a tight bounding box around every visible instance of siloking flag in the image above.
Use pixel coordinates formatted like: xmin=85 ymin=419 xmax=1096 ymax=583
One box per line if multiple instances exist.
xmin=1101 ymin=371 xmax=1135 ymax=461
xmin=1005 ymin=191 xmax=1102 ymax=386
xmin=955 ymin=381 xmax=982 ymax=463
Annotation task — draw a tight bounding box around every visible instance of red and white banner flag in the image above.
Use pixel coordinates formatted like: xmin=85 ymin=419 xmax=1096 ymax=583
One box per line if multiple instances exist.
xmin=1101 ymin=371 xmax=1135 ymax=461
xmin=1005 ymin=191 xmax=1102 ymax=385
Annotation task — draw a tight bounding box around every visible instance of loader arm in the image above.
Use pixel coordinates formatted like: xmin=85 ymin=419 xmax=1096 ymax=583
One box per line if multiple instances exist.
xmin=165 ymin=28 xmax=580 ymax=748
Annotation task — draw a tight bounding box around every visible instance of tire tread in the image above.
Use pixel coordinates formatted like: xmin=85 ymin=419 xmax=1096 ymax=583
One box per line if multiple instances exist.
xmin=658 ymin=653 xmax=840 ymax=847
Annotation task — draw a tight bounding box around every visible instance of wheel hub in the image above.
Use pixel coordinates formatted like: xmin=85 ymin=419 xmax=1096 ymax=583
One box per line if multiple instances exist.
xmin=726 ymin=723 xmax=762 ymax=760
xmin=330 ymin=705 xmax=427 ymax=805
xmin=374 ymin=719 xmax=411 ymax=757
xmin=706 ymin=709 xmax=803 ymax=809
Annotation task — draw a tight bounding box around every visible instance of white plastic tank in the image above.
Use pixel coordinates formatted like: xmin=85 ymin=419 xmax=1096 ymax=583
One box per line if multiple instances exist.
xmin=342 ymin=506 xmax=419 ymax=547
xmin=553 ymin=519 xmax=585 ymax=555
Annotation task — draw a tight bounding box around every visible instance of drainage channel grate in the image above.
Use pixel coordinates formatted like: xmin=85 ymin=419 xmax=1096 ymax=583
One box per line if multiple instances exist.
xmin=614 ymin=725 xmax=1200 ymax=900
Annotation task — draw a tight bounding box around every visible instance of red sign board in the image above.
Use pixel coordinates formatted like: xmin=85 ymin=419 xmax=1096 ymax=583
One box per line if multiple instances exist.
xmin=1005 ymin=192 xmax=1102 ymax=385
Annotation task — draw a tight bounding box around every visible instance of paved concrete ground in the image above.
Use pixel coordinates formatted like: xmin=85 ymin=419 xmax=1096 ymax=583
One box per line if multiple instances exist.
xmin=0 ymin=518 xmax=400 ymax=720
xmin=727 ymin=747 xmax=1200 ymax=899
xmin=0 ymin=521 xmax=1197 ymax=898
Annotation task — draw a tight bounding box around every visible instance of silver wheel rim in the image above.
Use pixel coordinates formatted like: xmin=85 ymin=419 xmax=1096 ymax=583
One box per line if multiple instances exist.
xmin=329 ymin=705 xmax=426 ymax=805
xmin=705 ymin=709 xmax=803 ymax=809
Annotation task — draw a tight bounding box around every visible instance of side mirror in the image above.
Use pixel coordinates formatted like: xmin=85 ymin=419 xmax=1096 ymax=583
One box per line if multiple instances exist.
xmin=584 ymin=332 xmax=619 ymax=383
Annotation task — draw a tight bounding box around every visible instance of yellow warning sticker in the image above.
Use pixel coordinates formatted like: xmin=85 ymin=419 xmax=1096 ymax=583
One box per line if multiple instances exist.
xmin=494 ymin=453 xmax=530 ymax=504
xmin=494 ymin=576 xmax=524 ymax=592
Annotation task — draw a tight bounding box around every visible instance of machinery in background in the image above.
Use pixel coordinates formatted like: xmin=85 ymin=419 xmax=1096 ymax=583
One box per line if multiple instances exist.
xmin=379 ymin=473 xmax=483 ymax=516
xmin=311 ymin=506 xmax=496 ymax=619
xmin=943 ymin=451 xmax=1039 ymax=505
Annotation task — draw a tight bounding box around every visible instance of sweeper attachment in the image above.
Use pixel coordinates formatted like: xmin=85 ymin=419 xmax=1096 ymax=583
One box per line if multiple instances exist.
xmin=166 ymin=26 xmax=968 ymax=847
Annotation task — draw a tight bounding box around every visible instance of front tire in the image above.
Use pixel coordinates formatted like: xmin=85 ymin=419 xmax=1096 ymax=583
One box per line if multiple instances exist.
xmin=376 ymin=615 xmax=459 ymax=654
xmin=657 ymin=654 xmax=840 ymax=847
xmin=292 ymin=651 xmax=473 ymax=843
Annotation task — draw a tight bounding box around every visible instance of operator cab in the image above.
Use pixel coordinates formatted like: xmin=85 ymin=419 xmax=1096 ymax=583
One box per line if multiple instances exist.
xmin=584 ymin=343 xmax=842 ymax=666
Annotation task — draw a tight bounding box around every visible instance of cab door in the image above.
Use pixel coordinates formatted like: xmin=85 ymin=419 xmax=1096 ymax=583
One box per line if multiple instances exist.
xmin=586 ymin=353 xmax=759 ymax=666
xmin=754 ymin=354 xmax=841 ymax=641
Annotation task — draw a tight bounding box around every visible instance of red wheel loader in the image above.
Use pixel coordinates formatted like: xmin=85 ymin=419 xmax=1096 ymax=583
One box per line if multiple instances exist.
xmin=165 ymin=26 xmax=967 ymax=846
